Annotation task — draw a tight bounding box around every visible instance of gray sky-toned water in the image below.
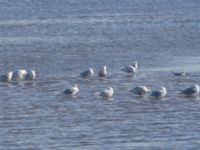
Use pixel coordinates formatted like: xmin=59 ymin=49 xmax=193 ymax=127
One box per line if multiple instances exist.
xmin=0 ymin=0 xmax=200 ymax=149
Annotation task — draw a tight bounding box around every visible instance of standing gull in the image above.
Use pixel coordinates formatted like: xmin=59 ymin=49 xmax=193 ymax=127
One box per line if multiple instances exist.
xmin=80 ymin=68 xmax=94 ymax=78
xmin=150 ymin=87 xmax=167 ymax=98
xmin=180 ymin=84 xmax=200 ymax=97
xmin=130 ymin=86 xmax=151 ymax=96
xmin=63 ymin=84 xmax=79 ymax=96
xmin=0 ymin=71 xmax=13 ymax=82
xmin=99 ymin=87 xmax=114 ymax=98
xmin=98 ymin=66 xmax=107 ymax=77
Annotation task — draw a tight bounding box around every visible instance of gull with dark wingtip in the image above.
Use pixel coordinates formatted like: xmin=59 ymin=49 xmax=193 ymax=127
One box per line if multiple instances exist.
xmin=132 ymin=61 xmax=138 ymax=70
xmin=150 ymin=87 xmax=167 ymax=98
xmin=180 ymin=84 xmax=200 ymax=97
xmin=172 ymin=71 xmax=186 ymax=76
xmin=99 ymin=87 xmax=114 ymax=98
xmin=12 ymin=69 xmax=27 ymax=81
xmin=0 ymin=71 xmax=13 ymax=82
xmin=25 ymin=70 xmax=36 ymax=80
xmin=80 ymin=68 xmax=94 ymax=78
xmin=121 ymin=65 xmax=136 ymax=75
xmin=63 ymin=84 xmax=79 ymax=96
xmin=130 ymin=86 xmax=151 ymax=96
xmin=98 ymin=66 xmax=107 ymax=77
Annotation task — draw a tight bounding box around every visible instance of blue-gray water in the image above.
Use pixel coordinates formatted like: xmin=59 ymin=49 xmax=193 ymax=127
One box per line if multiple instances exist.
xmin=1 ymin=0 xmax=200 ymax=149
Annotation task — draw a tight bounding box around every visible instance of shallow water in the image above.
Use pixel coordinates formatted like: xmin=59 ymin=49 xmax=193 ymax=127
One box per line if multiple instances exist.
xmin=1 ymin=0 xmax=200 ymax=149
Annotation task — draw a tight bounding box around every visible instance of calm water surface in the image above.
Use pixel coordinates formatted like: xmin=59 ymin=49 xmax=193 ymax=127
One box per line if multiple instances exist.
xmin=0 ymin=0 xmax=200 ymax=149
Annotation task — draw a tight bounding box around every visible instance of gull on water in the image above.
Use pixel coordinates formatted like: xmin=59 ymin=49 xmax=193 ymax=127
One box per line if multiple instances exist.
xmin=80 ymin=68 xmax=94 ymax=78
xmin=150 ymin=87 xmax=167 ymax=98
xmin=172 ymin=71 xmax=186 ymax=76
xmin=99 ymin=87 xmax=114 ymax=98
xmin=130 ymin=86 xmax=151 ymax=96
xmin=0 ymin=71 xmax=13 ymax=82
xmin=25 ymin=70 xmax=36 ymax=80
xmin=121 ymin=65 xmax=136 ymax=74
xmin=63 ymin=84 xmax=79 ymax=96
xmin=12 ymin=69 xmax=27 ymax=81
xmin=98 ymin=66 xmax=107 ymax=77
xmin=132 ymin=61 xmax=138 ymax=70
xmin=180 ymin=84 xmax=200 ymax=97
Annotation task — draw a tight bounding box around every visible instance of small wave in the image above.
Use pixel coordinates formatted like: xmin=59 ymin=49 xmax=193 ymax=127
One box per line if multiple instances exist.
xmin=0 ymin=36 xmax=68 ymax=44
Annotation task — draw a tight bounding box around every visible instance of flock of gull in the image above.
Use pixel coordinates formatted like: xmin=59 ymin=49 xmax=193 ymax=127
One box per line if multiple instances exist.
xmin=63 ymin=61 xmax=200 ymax=99
xmin=0 ymin=69 xmax=36 ymax=82
xmin=1 ymin=61 xmax=199 ymax=99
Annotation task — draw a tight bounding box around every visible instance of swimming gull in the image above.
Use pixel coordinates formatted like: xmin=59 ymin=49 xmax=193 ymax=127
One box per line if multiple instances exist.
xmin=100 ymin=87 xmax=114 ymax=98
xmin=172 ymin=71 xmax=186 ymax=76
xmin=121 ymin=65 xmax=136 ymax=74
xmin=130 ymin=86 xmax=151 ymax=96
xmin=181 ymin=84 xmax=200 ymax=97
xmin=0 ymin=71 xmax=13 ymax=82
xmin=63 ymin=84 xmax=79 ymax=96
xmin=132 ymin=61 xmax=138 ymax=70
xmin=150 ymin=87 xmax=167 ymax=98
xmin=25 ymin=70 xmax=36 ymax=80
xmin=80 ymin=68 xmax=94 ymax=78
xmin=12 ymin=69 xmax=27 ymax=81
xmin=98 ymin=66 xmax=107 ymax=77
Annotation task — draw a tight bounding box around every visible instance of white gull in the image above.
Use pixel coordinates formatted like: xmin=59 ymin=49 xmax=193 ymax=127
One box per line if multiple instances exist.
xmin=80 ymin=68 xmax=94 ymax=78
xmin=132 ymin=61 xmax=138 ymax=70
xmin=25 ymin=70 xmax=36 ymax=80
xmin=63 ymin=84 xmax=79 ymax=96
xmin=150 ymin=87 xmax=167 ymax=98
xmin=121 ymin=65 xmax=136 ymax=74
xmin=0 ymin=71 xmax=13 ymax=82
xmin=12 ymin=69 xmax=27 ymax=81
xmin=98 ymin=66 xmax=107 ymax=77
xmin=181 ymin=84 xmax=200 ymax=97
xmin=100 ymin=87 xmax=114 ymax=98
